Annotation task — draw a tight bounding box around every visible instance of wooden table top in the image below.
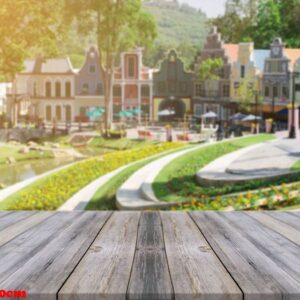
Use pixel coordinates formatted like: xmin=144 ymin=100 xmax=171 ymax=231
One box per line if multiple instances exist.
xmin=0 ymin=211 xmax=300 ymax=300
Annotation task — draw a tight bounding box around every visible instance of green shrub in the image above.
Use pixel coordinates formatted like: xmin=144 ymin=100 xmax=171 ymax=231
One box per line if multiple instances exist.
xmin=1 ymin=142 xmax=183 ymax=210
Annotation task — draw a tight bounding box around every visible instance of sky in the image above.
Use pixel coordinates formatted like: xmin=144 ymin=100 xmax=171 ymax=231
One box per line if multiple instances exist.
xmin=178 ymin=0 xmax=227 ymax=17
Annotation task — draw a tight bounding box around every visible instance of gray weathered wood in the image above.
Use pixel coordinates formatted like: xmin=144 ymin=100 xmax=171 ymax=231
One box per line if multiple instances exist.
xmin=247 ymin=212 xmax=300 ymax=246
xmin=0 ymin=211 xmax=111 ymax=300
xmin=0 ymin=211 xmax=36 ymax=231
xmin=267 ymin=211 xmax=300 ymax=231
xmin=191 ymin=212 xmax=300 ymax=300
xmin=59 ymin=212 xmax=140 ymax=300
xmin=0 ymin=212 xmax=82 ymax=285
xmin=127 ymin=212 xmax=173 ymax=300
xmin=0 ymin=211 xmax=53 ymax=247
xmin=161 ymin=212 xmax=242 ymax=300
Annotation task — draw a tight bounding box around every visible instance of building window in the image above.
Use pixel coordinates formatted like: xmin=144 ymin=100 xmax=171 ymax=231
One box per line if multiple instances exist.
xmin=97 ymin=82 xmax=104 ymax=95
xmin=180 ymin=82 xmax=187 ymax=93
xmin=282 ymin=86 xmax=288 ymax=98
xmin=89 ymin=65 xmax=96 ymax=73
xmin=80 ymin=107 xmax=87 ymax=117
xmin=82 ymin=83 xmax=89 ymax=95
xmin=158 ymin=82 xmax=166 ymax=93
xmin=65 ymin=81 xmax=71 ymax=98
xmin=241 ymin=65 xmax=245 ymax=78
xmin=33 ymin=82 xmax=37 ymax=97
xmin=113 ymin=85 xmax=121 ymax=97
xmin=45 ymin=81 xmax=51 ymax=97
xmin=296 ymin=84 xmax=300 ymax=92
xmin=46 ymin=105 xmax=52 ymax=121
xmin=56 ymin=106 xmax=62 ymax=121
xmin=195 ymin=84 xmax=202 ymax=97
xmin=65 ymin=105 xmax=72 ymax=122
xmin=141 ymin=85 xmax=150 ymax=97
xmin=128 ymin=56 xmax=135 ymax=78
xmin=223 ymin=84 xmax=230 ymax=97
xmin=194 ymin=104 xmax=202 ymax=117
xmin=55 ymin=81 xmax=61 ymax=97
xmin=168 ymin=81 xmax=176 ymax=93
xmin=273 ymin=86 xmax=278 ymax=98
xmin=265 ymin=86 xmax=270 ymax=97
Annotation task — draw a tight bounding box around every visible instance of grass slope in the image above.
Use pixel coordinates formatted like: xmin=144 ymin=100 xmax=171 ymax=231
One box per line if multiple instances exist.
xmin=153 ymin=134 xmax=276 ymax=203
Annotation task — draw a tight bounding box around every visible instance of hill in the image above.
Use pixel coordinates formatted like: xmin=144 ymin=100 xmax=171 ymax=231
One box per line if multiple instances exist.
xmin=64 ymin=0 xmax=208 ymax=70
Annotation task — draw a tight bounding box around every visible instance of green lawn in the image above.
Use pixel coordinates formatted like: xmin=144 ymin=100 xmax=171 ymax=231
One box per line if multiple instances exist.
xmin=86 ymin=146 xmax=192 ymax=210
xmin=291 ymin=161 xmax=300 ymax=171
xmin=153 ymin=134 xmax=276 ymax=204
xmin=0 ymin=144 xmax=53 ymax=165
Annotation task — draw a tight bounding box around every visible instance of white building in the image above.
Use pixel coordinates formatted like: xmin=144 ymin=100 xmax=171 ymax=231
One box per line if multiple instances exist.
xmin=0 ymin=83 xmax=11 ymax=115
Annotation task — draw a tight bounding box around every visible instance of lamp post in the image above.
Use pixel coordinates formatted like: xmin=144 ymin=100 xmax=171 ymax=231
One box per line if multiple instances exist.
xmin=271 ymin=83 xmax=276 ymax=133
xmin=288 ymin=71 xmax=300 ymax=139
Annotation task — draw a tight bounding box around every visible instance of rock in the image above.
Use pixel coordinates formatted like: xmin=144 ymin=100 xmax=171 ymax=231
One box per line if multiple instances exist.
xmin=19 ymin=147 xmax=30 ymax=154
xmin=6 ymin=156 xmax=16 ymax=164
xmin=51 ymin=143 xmax=60 ymax=149
xmin=27 ymin=141 xmax=38 ymax=147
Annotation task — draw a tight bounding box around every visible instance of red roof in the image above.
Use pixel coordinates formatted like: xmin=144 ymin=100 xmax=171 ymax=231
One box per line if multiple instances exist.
xmin=223 ymin=44 xmax=239 ymax=64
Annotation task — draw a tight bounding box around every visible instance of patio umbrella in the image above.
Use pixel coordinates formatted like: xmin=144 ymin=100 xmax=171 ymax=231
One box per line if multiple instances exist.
xmin=129 ymin=108 xmax=143 ymax=115
xmin=158 ymin=109 xmax=175 ymax=116
xmin=86 ymin=107 xmax=105 ymax=117
xmin=230 ymin=113 xmax=247 ymax=121
xmin=242 ymin=114 xmax=262 ymax=122
xmin=118 ymin=111 xmax=133 ymax=117
xmin=201 ymin=111 xmax=218 ymax=118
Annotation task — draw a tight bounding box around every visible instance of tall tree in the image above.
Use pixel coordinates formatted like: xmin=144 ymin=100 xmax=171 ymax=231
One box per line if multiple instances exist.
xmin=65 ymin=0 xmax=157 ymax=131
xmin=0 ymin=0 xmax=64 ymax=80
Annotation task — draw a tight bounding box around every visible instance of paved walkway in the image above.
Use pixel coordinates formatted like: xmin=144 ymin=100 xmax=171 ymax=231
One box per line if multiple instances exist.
xmin=197 ymin=138 xmax=300 ymax=186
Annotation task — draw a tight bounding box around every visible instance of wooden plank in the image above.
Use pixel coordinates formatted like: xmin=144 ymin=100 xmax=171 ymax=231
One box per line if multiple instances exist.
xmin=127 ymin=212 xmax=173 ymax=300
xmin=0 ymin=211 xmax=36 ymax=231
xmin=0 ymin=211 xmax=13 ymax=219
xmin=267 ymin=211 xmax=300 ymax=231
xmin=0 ymin=211 xmax=111 ymax=300
xmin=0 ymin=211 xmax=53 ymax=247
xmin=0 ymin=212 xmax=81 ymax=285
xmin=191 ymin=212 xmax=300 ymax=300
xmin=161 ymin=212 xmax=242 ymax=300
xmin=247 ymin=212 xmax=300 ymax=246
xmin=59 ymin=212 xmax=140 ymax=300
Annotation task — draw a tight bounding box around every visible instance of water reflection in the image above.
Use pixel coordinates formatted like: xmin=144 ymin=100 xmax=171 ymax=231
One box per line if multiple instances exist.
xmin=0 ymin=158 xmax=76 ymax=187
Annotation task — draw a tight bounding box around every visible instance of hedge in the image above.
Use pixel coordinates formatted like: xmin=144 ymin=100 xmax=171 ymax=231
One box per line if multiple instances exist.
xmin=1 ymin=142 xmax=183 ymax=210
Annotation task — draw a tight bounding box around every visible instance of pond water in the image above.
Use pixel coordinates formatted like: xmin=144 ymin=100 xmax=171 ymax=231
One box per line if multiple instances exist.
xmin=0 ymin=158 xmax=77 ymax=188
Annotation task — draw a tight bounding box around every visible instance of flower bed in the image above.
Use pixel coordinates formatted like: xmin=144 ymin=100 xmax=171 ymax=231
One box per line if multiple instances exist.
xmin=1 ymin=142 xmax=183 ymax=210
xmin=171 ymin=182 xmax=300 ymax=211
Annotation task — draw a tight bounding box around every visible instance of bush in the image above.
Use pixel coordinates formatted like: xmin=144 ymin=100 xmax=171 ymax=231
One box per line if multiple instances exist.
xmin=2 ymin=142 xmax=183 ymax=210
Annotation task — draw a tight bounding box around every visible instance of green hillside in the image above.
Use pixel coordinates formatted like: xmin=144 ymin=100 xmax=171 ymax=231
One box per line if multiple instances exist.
xmin=65 ymin=0 xmax=208 ymax=70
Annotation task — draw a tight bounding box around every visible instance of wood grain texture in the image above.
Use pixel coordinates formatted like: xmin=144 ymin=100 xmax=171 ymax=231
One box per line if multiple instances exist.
xmin=59 ymin=212 xmax=140 ymax=300
xmin=0 ymin=211 xmax=111 ymax=300
xmin=161 ymin=212 xmax=242 ymax=300
xmin=0 ymin=211 xmax=53 ymax=246
xmin=127 ymin=212 xmax=173 ymax=300
xmin=266 ymin=211 xmax=300 ymax=231
xmin=0 ymin=211 xmax=36 ymax=231
xmin=247 ymin=212 xmax=300 ymax=246
xmin=191 ymin=212 xmax=300 ymax=300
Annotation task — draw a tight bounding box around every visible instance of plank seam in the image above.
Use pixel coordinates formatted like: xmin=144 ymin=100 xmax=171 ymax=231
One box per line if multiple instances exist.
xmin=159 ymin=212 xmax=175 ymax=300
xmin=56 ymin=211 xmax=113 ymax=300
xmin=125 ymin=212 xmax=142 ymax=300
xmin=188 ymin=212 xmax=245 ymax=300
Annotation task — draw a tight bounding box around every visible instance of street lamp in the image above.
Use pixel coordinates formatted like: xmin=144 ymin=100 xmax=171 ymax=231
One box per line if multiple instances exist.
xmin=288 ymin=71 xmax=300 ymax=139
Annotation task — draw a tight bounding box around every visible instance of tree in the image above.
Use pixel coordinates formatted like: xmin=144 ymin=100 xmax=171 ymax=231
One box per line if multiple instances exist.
xmin=198 ymin=58 xmax=225 ymax=81
xmin=0 ymin=0 xmax=64 ymax=80
xmin=250 ymin=0 xmax=281 ymax=48
xmin=65 ymin=0 xmax=157 ymax=131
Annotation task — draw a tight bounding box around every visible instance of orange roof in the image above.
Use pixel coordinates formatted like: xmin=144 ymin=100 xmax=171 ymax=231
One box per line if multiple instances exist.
xmin=223 ymin=44 xmax=239 ymax=64
xmin=284 ymin=48 xmax=300 ymax=69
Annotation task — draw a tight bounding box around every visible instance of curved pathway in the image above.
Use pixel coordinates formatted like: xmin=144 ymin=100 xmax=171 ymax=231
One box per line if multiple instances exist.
xmin=116 ymin=141 xmax=227 ymax=210
xmin=58 ymin=147 xmax=189 ymax=211
xmin=197 ymin=138 xmax=300 ymax=186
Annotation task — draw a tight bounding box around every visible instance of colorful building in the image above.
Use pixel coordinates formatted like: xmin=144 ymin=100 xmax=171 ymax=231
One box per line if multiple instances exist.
xmin=192 ymin=27 xmax=238 ymax=120
xmin=153 ymin=50 xmax=193 ymax=121
xmin=112 ymin=48 xmax=153 ymax=122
